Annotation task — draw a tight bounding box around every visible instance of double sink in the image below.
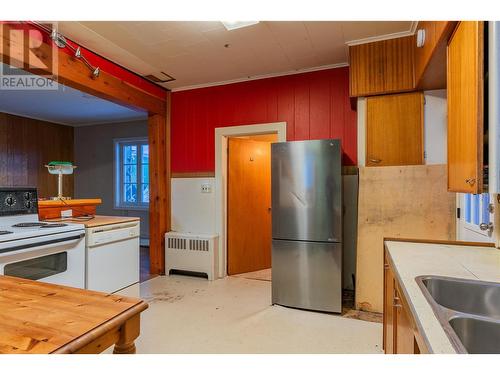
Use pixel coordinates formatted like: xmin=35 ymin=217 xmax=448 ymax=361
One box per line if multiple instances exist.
xmin=416 ymin=276 xmax=500 ymax=353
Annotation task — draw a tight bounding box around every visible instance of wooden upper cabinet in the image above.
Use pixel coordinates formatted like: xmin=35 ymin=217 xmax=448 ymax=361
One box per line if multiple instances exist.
xmin=349 ymin=36 xmax=415 ymax=97
xmin=349 ymin=41 xmax=386 ymax=96
xmin=414 ymin=21 xmax=457 ymax=90
xmin=447 ymin=21 xmax=484 ymax=193
xmin=366 ymin=92 xmax=424 ymax=167
xmin=384 ymin=36 xmax=415 ymax=93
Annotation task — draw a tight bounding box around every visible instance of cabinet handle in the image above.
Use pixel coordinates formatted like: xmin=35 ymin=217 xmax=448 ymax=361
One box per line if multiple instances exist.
xmin=393 ymin=296 xmax=402 ymax=308
xmin=369 ymin=158 xmax=382 ymax=164
xmin=384 ymin=263 xmax=389 ymax=270
xmin=465 ymin=178 xmax=476 ymax=186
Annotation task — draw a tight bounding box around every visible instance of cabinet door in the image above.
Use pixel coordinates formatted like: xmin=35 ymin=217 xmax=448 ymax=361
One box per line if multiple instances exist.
xmin=394 ymin=288 xmax=416 ymax=354
xmin=349 ymin=41 xmax=385 ymax=97
xmin=447 ymin=21 xmax=484 ymax=193
xmin=366 ymin=92 xmax=424 ymax=166
xmin=384 ymin=36 xmax=415 ymax=93
xmin=383 ymin=258 xmax=395 ymax=354
xmin=349 ymin=36 xmax=415 ymax=97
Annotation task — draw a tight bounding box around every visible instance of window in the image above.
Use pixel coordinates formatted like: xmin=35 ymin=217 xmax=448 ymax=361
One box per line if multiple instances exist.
xmin=458 ymin=193 xmax=493 ymax=241
xmin=114 ymin=138 xmax=149 ymax=209
xmin=463 ymin=193 xmax=490 ymax=227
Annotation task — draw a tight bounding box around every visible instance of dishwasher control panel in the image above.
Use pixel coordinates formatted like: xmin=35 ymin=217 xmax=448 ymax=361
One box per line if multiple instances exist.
xmin=87 ymin=222 xmax=140 ymax=247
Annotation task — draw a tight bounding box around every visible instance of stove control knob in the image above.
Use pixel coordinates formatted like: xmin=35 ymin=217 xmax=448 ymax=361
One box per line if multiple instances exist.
xmin=25 ymin=201 xmax=32 ymax=209
xmin=24 ymin=192 xmax=31 ymax=200
xmin=5 ymin=195 xmax=16 ymax=207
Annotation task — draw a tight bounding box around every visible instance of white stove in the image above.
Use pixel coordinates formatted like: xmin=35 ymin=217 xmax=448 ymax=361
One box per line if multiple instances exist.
xmin=0 ymin=187 xmax=85 ymax=288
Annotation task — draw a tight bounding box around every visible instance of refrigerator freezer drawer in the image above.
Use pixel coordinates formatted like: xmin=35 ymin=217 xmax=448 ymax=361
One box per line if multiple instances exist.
xmin=272 ymin=239 xmax=342 ymax=313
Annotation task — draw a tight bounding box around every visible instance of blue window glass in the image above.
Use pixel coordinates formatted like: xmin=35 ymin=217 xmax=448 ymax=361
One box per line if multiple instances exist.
xmin=481 ymin=194 xmax=490 ymax=224
xmin=115 ymin=139 xmax=149 ymax=208
xmin=464 ymin=194 xmax=471 ymax=223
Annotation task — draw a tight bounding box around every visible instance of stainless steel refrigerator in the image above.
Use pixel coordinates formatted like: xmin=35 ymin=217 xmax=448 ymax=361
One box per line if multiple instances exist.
xmin=271 ymin=139 xmax=342 ymax=313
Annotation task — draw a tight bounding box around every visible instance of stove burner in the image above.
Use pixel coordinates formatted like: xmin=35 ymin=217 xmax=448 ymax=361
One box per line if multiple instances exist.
xmin=0 ymin=230 xmax=13 ymax=235
xmin=40 ymin=223 xmax=68 ymax=228
xmin=12 ymin=222 xmax=46 ymax=228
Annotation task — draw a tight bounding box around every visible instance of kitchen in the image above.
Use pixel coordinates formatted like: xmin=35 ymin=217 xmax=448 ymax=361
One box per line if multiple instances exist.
xmin=1 ymin=1 xmax=499 ymax=373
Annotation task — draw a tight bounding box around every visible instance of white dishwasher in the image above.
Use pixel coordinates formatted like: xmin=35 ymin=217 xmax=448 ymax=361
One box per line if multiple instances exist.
xmin=86 ymin=220 xmax=140 ymax=293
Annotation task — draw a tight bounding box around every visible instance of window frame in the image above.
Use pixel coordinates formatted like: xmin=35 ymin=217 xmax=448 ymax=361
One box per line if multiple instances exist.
xmin=113 ymin=137 xmax=149 ymax=211
xmin=456 ymin=192 xmax=493 ymax=241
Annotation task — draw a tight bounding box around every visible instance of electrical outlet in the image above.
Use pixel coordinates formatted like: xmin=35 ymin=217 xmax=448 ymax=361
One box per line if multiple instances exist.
xmin=61 ymin=209 xmax=73 ymax=218
xmin=201 ymin=183 xmax=212 ymax=193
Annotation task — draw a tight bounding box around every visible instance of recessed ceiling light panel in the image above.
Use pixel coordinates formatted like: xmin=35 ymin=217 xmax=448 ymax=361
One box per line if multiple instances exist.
xmin=221 ymin=21 xmax=259 ymax=31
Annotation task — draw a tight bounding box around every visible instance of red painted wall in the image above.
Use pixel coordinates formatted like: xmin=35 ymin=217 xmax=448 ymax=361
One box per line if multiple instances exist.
xmin=171 ymin=66 xmax=357 ymax=173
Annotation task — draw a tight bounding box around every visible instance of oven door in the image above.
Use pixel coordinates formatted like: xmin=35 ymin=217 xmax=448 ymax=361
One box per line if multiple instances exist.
xmin=0 ymin=230 xmax=85 ymax=288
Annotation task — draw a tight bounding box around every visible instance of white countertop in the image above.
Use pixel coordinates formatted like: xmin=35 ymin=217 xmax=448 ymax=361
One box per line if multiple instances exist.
xmin=385 ymin=241 xmax=500 ymax=353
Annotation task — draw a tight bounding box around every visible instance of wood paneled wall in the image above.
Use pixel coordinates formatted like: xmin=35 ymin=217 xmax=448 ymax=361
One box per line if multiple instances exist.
xmin=171 ymin=67 xmax=357 ymax=172
xmin=0 ymin=112 xmax=74 ymax=198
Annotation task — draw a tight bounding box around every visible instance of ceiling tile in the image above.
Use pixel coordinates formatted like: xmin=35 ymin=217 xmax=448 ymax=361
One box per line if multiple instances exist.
xmin=59 ymin=21 xmax=416 ymax=89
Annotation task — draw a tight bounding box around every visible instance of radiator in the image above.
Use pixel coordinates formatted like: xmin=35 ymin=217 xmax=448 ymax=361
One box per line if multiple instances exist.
xmin=164 ymin=232 xmax=219 ymax=281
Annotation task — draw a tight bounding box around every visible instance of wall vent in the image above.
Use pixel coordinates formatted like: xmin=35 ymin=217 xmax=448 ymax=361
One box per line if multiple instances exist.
xmin=165 ymin=232 xmax=218 ymax=280
xmin=144 ymin=72 xmax=176 ymax=83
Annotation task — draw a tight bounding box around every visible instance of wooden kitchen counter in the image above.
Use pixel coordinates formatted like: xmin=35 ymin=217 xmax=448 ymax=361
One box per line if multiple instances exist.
xmin=0 ymin=276 xmax=148 ymax=354
xmin=57 ymin=215 xmax=141 ymax=228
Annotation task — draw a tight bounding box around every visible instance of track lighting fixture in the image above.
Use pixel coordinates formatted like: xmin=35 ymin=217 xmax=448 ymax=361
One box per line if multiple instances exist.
xmin=32 ymin=22 xmax=100 ymax=80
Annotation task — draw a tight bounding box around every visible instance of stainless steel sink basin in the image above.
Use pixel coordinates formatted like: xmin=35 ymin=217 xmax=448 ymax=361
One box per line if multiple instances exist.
xmin=449 ymin=317 xmax=500 ymax=354
xmin=421 ymin=277 xmax=500 ymax=319
xmin=416 ymin=275 xmax=500 ymax=354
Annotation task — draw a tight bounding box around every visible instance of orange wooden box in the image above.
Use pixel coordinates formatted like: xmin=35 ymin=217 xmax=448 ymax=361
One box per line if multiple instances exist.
xmin=38 ymin=199 xmax=102 ymax=220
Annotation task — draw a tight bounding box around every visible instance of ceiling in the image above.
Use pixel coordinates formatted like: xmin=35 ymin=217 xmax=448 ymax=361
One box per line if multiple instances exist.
xmin=0 ymin=64 xmax=147 ymax=126
xmin=58 ymin=21 xmax=416 ymax=91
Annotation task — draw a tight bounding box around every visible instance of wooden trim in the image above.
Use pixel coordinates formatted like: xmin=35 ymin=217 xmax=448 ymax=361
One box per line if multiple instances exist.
xmin=53 ymin=303 xmax=147 ymax=354
xmin=148 ymin=93 xmax=171 ymax=275
xmin=384 ymin=237 xmax=496 ymax=248
xmin=38 ymin=199 xmax=102 ymax=207
xmin=172 ymin=172 xmax=215 ymax=178
xmin=0 ymin=23 xmax=165 ymax=114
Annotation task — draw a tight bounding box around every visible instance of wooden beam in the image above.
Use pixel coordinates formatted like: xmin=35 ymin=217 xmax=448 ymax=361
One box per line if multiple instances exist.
xmin=0 ymin=23 xmax=165 ymax=114
xmin=171 ymin=172 xmax=215 ymax=178
xmin=148 ymin=93 xmax=171 ymax=275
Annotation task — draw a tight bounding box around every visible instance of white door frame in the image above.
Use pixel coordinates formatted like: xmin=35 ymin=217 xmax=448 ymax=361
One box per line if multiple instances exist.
xmin=214 ymin=122 xmax=287 ymax=278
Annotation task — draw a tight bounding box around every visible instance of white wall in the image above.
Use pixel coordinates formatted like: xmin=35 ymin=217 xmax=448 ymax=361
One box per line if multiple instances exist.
xmin=171 ymin=177 xmax=216 ymax=234
xmin=171 ymin=174 xmax=358 ymax=288
xmin=424 ymin=89 xmax=447 ymax=164
xmin=74 ymin=120 xmax=150 ymax=240
xmin=357 ymin=89 xmax=448 ymax=166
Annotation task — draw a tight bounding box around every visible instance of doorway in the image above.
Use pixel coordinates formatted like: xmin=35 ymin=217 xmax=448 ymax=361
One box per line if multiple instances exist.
xmin=214 ymin=122 xmax=286 ymax=279
xmin=227 ymin=134 xmax=278 ymax=275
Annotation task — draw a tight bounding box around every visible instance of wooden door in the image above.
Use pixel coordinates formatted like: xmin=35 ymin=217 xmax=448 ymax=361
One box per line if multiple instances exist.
xmin=366 ymin=92 xmax=424 ymax=166
xmin=383 ymin=257 xmax=395 ymax=354
xmin=227 ymin=138 xmax=272 ymax=275
xmin=447 ymin=21 xmax=484 ymax=193
xmin=394 ymin=288 xmax=416 ymax=354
